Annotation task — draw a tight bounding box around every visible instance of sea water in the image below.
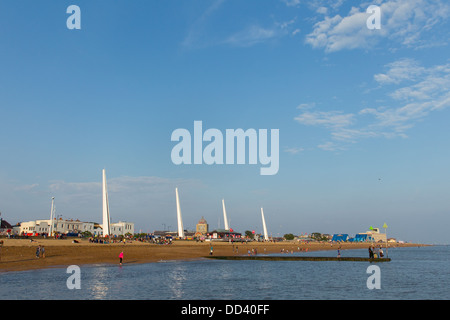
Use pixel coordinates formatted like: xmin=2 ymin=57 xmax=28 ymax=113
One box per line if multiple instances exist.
xmin=0 ymin=245 xmax=448 ymax=300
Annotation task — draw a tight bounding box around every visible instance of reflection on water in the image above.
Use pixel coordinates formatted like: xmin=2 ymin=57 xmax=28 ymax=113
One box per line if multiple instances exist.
xmin=90 ymin=266 xmax=110 ymax=299
xmin=167 ymin=263 xmax=187 ymax=299
xmin=0 ymin=246 xmax=448 ymax=300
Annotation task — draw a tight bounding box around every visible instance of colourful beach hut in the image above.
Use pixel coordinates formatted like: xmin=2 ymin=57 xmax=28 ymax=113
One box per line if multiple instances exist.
xmin=331 ymin=234 xmax=349 ymax=242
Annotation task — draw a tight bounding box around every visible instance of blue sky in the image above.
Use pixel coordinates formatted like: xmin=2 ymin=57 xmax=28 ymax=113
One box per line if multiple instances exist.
xmin=1 ymin=0 xmax=449 ymax=243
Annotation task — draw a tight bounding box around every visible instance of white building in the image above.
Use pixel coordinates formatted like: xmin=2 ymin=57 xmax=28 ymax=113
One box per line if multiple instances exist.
xmin=49 ymin=218 xmax=94 ymax=234
xmin=13 ymin=218 xmax=134 ymax=238
xmin=14 ymin=219 xmax=95 ymax=236
xmin=358 ymin=227 xmax=387 ymax=243
xmin=14 ymin=220 xmax=51 ymax=236
xmin=105 ymin=221 xmax=134 ymax=237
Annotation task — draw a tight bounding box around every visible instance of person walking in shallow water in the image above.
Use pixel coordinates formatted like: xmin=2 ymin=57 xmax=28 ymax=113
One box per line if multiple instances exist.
xmin=119 ymin=251 xmax=124 ymax=265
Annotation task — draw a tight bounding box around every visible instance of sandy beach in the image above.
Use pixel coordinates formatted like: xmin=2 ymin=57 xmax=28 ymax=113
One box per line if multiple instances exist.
xmin=0 ymin=238 xmax=427 ymax=273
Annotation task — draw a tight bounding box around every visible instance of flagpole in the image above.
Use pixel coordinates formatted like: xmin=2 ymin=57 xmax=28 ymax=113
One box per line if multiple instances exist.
xmin=383 ymin=223 xmax=388 ymax=258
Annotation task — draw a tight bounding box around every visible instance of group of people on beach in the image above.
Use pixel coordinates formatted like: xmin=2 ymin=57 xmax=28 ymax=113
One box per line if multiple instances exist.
xmin=368 ymin=245 xmax=384 ymax=258
xmin=35 ymin=245 xmax=45 ymax=259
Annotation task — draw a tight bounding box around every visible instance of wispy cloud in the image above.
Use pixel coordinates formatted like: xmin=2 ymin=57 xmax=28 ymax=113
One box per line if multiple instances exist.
xmin=13 ymin=183 xmax=39 ymax=192
xmin=182 ymin=0 xmax=226 ymax=48
xmin=284 ymin=147 xmax=305 ymax=154
xmin=305 ymin=0 xmax=450 ymax=52
xmin=363 ymin=60 xmax=450 ymax=127
xmin=295 ymin=110 xmax=355 ymax=128
xmin=295 ymin=58 xmax=450 ymax=150
xmin=222 ymin=24 xmax=281 ymax=47
xmin=183 ymin=0 xmax=298 ymax=49
xmin=49 ymin=176 xmax=202 ymax=200
xmin=373 ymin=58 xmax=425 ymax=85
xmin=46 ymin=175 xmax=204 ymax=222
xmin=281 ymin=0 xmax=301 ymax=8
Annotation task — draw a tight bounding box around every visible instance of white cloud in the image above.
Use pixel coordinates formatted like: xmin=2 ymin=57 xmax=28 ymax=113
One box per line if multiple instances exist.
xmin=223 ymin=18 xmax=299 ymax=47
xmin=305 ymin=0 xmax=450 ymax=52
xmin=182 ymin=0 xmax=226 ymax=48
xmin=317 ymin=141 xmax=346 ymax=151
xmin=13 ymin=183 xmax=39 ymax=192
xmin=282 ymin=0 xmax=301 ymax=7
xmin=183 ymin=0 xmax=297 ymax=48
xmin=284 ymin=147 xmax=305 ymax=154
xmin=374 ymin=58 xmax=425 ymax=85
xmin=295 ymin=59 xmax=450 ymax=150
xmin=316 ymin=6 xmax=328 ymax=15
xmin=223 ymin=25 xmax=281 ymax=47
xmin=49 ymin=176 xmax=201 ymax=200
xmin=296 ymin=102 xmax=315 ymax=110
xmin=294 ymin=110 xmax=355 ymax=128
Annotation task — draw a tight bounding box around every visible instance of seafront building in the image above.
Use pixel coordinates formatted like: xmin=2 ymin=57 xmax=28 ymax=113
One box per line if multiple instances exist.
xmin=355 ymin=228 xmax=387 ymax=243
xmin=0 ymin=219 xmax=13 ymax=235
xmin=195 ymin=216 xmax=209 ymax=237
xmin=108 ymin=221 xmax=135 ymax=237
xmin=13 ymin=219 xmax=95 ymax=236
xmin=208 ymin=229 xmax=242 ymax=240
xmin=12 ymin=218 xmax=134 ymax=237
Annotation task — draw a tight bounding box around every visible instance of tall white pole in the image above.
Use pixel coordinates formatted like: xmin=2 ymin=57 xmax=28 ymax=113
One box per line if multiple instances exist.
xmin=261 ymin=207 xmax=269 ymax=241
xmin=49 ymin=197 xmax=55 ymax=236
xmin=176 ymin=187 xmax=185 ymax=238
xmin=102 ymin=169 xmax=111 ymax=237
xmin=383 ymin=223 xmax=389 ymax=258
xmin=222 ymin=199 xmax=229 ymax=231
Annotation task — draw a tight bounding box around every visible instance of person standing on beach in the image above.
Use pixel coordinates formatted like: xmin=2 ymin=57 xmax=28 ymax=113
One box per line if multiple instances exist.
xmin=36 ymin=245 xmax=41 ymax=259
xmin=41 ymin=246 xmax=45 ymax=258
xmin=119 ymin=251 xmax=124 ymax=265
xmin=368 ymin=246 xmax=374 ymax=258
xmin=210 ymin=245 xmax=213 ymax=256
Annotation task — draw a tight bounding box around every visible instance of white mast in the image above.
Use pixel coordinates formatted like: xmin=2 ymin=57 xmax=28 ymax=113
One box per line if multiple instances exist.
xmin=261 ymin=207 xmax=269 ymax=241
xmin=222 ymin=199 xmax=229 ymax=231
xmin=175 ymin=187 xmax=185 ymax=238
xmin=49 ymin=197 xmax=55 ymax=236
xmin=102 ymin=169 xmax=111 ymax=237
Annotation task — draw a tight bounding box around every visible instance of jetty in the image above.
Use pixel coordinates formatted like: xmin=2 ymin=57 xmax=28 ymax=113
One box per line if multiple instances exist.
xmin=205 ymin=256 xmax=391 ymax=262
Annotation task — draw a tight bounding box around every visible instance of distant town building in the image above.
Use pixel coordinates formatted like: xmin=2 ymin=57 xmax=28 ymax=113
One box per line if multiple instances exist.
xmin=331 ymin=234 xmax=349 ymax=242
xmin=13 ymin=218 xmax=95 ymax=236
xmin=355 ymin=227 xmax=387 ymax=243
xmin=109 ymin=221 xmax=134 ymax=237
xmin=196 ymin=217 xmax=208 ymax=236
xmin=13 ymin=220 xmax=51 ymax=236
xmin=0 ymin=219 xmax=13 ymax=235
xmin=209 ymin=229 xmax=242 ymax=240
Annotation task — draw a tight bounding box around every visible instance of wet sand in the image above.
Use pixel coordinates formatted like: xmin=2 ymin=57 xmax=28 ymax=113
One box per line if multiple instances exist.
xmin=0 ymin=238 xmax=427 ymax=273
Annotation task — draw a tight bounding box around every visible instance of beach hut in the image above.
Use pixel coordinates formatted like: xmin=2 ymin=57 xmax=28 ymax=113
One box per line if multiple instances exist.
xmin=331 ymin=234 xmax=349 ymax=242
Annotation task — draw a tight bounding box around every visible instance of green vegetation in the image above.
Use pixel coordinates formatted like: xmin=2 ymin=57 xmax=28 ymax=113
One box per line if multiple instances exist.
xmin=283 ymin=233 xmax=295 ymax=240
xmin=310 ymin=232 xmax=328 ymax=242
xmin=244 ymin=230 xmax=254 ymax=238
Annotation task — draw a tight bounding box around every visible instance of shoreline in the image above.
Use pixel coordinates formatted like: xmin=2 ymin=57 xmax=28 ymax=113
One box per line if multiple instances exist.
xmin=0 ymin=238 xmax=430 ymax=273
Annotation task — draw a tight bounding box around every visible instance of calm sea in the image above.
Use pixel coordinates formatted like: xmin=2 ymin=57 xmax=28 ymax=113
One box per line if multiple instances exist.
xmin=0 ymin=245 xmax=448 ymax=300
